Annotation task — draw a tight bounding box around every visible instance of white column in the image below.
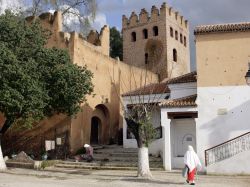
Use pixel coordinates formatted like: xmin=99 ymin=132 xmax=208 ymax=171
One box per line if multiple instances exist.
xmin=161 ymin=109 xmax=172 ymax=170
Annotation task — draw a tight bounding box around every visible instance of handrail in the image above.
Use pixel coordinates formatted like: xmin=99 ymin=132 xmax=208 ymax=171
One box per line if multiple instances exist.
xmin=205 ymin=131 xmax=250 ymax=166
xmin=205 ymin=131 xmax=250 ymax=152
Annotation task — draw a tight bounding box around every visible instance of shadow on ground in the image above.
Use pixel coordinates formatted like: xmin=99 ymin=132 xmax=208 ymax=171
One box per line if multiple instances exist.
xmin=120 ymin=178 xmax=184 ymax=185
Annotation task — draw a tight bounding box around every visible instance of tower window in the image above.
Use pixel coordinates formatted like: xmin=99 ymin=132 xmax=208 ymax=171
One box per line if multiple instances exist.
xmin=153 ymin=26 xmax=158 ymax=36
xmin=145 ymin=53 xmax=149 ymax=64
xmin=184 ymin=36 xmax=187 ymax=47
xmin=175 ymin=31 xmax=178 ymax=40
xmin=170 ymin=27 xmax=173 ymax=37
xmin=180 ymin=34 xmax=183 ymax=44
xmin=143 ymin=29 xmax=148 ymax=39
xmin=131 ymin=32 xmax=136 ymax=42
xmin=173 ymin=49 xmax=177 ymax=62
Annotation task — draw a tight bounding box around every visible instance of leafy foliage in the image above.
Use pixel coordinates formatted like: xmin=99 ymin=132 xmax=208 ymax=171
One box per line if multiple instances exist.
xmin=110 ymin=27 xmax=123 ymax=61
xmin=0 ymin=11 xmax=93 ymax=133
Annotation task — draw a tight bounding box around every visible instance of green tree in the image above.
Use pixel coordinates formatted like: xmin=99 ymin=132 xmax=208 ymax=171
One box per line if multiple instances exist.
xmin=0 ymin=11 xmax=93 ymax=170
xmin=110 ymin=27 xmax=123 ymax=61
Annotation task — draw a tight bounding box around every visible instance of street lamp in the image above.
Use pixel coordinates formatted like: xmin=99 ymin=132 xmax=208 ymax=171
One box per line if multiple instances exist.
xmin=245 ymin=63 xmax=250 ymax=85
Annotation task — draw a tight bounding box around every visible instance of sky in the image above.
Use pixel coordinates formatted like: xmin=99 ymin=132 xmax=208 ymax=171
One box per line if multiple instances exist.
xmin=96 ymin=0 xmax=250 ymax=70
xmin=1 ymin=0 xmax=250 ymax=69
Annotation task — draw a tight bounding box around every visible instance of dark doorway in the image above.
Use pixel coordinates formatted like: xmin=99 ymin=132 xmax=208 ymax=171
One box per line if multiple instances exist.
xmin=91 ymin=117 xmax=100 ymax=144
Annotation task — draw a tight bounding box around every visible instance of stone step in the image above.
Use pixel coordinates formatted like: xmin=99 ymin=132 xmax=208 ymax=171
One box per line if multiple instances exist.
xmin=68 ymin=145 xmax=163 ymax=170
xmin=6 ymin=161 xmax=34 ymax=169
xmin=92 ymin=155 xmax=162 ymax=162
xmin=54 ymin=165 xmax=163 ymax=171
xmin=56 ymin=161 xmax=163 ymax=168
xmin=55 ymin=162 xmax=163 ymax=171
xmin=94 ymin=148 xmax=137 ymax=152
xmin=93 ymin=145 xmax=138 ymax=153
xmin=93 ymin=152 xmax=138 ymax=157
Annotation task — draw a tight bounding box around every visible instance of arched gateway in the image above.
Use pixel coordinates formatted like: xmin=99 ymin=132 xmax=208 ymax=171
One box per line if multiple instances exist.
xmin=90 ymin=104 xmax=110 ymax=145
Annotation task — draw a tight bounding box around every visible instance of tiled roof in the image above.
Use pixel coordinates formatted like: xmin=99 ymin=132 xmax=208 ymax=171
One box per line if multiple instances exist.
xmin=122 ymin=82 xmax=170 ymax=97
xmin=164 ymin=71 xmax=197 ymax=84
xmin=160 ymin=94 xmax=197 ymax=108
xmin=194 ymin=22 xmax=250 ymax=35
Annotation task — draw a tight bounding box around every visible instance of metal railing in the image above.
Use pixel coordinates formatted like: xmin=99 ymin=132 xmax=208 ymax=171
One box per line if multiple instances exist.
xmin=205 ymin=132 xmax=250 ymax=166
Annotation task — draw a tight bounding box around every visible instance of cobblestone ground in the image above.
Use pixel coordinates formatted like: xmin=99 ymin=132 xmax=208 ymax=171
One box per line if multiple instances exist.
xmin=0 ymin=168 xmax=250 ymax=187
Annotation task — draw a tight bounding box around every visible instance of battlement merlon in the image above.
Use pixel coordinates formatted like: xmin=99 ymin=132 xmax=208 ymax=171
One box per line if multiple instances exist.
xmin=139 ymin=8 xmax=149 ymax=24
xmin=122 ymin=2 xmax=189 ymax=29
xmin=26 ymin=11 xmax=110 ymax=56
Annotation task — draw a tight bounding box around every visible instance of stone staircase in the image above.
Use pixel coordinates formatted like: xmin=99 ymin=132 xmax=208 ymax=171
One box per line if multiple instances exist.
xmin=53 ymin=145 xmax=163 ymax=170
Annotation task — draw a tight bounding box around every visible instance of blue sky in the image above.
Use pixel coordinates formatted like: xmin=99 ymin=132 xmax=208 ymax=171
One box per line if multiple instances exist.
xmin=97 ymin=0 xmax=250 ymax=69
xmin=2 ymin=0 xmax=250 ymax=69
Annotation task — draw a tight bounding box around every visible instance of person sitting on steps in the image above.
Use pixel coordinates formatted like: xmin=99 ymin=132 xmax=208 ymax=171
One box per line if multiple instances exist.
xmin=83 ymin=144 xmax=94 ymax=162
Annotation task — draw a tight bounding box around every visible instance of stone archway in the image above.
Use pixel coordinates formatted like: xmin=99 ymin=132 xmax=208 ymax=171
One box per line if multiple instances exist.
xmin=91 ymin=104 xmax=110 ymax=145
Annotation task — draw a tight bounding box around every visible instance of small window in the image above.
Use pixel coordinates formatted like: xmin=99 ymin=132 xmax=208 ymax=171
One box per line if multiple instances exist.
xmin=131 ymin=32 xmax=136 ymax=42
xmin=175 ymin=31 xmax=178 ymax=40
xmin=170 ymin=27 xmax=173 ymax=37
xmin=173 ymin=49 xmax=177 ymax=62
xmin=184 ymin=36 xmax=187 ymax=47
xmin=180 ymin=34 xmax=183 ymax=43
xmin=145 ymin=53 xmax=149 ymax=64
xmin=153 ymin=26 xmax=158 ymax=36
xmin=143 ymin=29 xmax=148 ymax=39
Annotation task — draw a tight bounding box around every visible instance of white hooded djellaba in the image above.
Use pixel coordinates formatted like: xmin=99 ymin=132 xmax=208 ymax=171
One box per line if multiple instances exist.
xmin=184 ymin=145 xmax=201 ymax=172
xmin=184 ymin=145 xmax=201 ymax=184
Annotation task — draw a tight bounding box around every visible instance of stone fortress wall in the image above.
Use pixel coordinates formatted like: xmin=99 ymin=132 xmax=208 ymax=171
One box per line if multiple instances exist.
xmin=2 ymin=10 xmax=159 ymax=155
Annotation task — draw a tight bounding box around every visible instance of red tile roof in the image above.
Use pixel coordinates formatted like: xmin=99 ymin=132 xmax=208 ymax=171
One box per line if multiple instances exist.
xmin=194 ymin=22 xmax=250 ymax=35
xmin=122 ymin=82 xmax=170 ymax=97
xmin=122 ymin=72 xmax=197 ymax=97
xmin=164 ymin=71 xmax=197 ymax=84
xmin=160 ymin=94 xmax=197 ymax=108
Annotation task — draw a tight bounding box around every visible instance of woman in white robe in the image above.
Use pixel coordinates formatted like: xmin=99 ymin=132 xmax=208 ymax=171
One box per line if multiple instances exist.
xmin=184 ymin=145 xmax=201 ymax=185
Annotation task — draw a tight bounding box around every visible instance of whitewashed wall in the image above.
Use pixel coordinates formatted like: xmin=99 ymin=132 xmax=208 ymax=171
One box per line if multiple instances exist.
xmin=207 ymin=151 xmax=250 ymax=174
xmin=122 ymin=94 xmax=168 ymax=156
xmin=161 ymin=107 xmax=197 ymax=170
xmin=168 ymin=82 xmax=197 ymax=99
xmin=123 ymin=108 xmax=163 ymax=157
xmin=196 ymin=86 xmax=250 ymax=172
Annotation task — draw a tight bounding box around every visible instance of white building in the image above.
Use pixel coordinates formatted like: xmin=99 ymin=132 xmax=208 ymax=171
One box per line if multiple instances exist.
xmin=122 ymin=22 xmax=250 ymax=175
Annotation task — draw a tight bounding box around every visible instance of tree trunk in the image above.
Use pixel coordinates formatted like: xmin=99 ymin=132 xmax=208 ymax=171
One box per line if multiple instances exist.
xmin=0 ymin=134 xmax=7 ymax=171
xmin=137 ymin=146 xmax=152 ymax=179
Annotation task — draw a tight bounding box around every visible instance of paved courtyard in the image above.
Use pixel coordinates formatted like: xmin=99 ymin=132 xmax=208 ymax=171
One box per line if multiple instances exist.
xmin=0 ymin=168 xmax=250 ymax=187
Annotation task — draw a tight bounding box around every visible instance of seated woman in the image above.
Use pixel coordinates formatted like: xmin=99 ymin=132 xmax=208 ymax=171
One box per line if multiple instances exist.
xmin=83 ymin=144 xmax=94 ymax=162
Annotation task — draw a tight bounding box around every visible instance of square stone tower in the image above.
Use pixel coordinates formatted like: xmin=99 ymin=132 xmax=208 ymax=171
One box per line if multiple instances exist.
xmin=122 ymin=2 xmax=190 ymax=80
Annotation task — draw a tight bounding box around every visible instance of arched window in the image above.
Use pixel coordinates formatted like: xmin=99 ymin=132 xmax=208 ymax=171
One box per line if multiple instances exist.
xmin=145 ymin=53 xmax=149 ymax=64
xmin=153 ymin=26 xmax=158 ymax=36
xmin=175 ymin=31 xmax=178 ymax=40
xmin=143 ymin=29 xmax=148 ymax=39
xmin=131 ymin=32 xmax=136 ymax=42
xmin=180 ymin=34 xmax=183 ymax=44
xmin=173 ymin=49 xmax=177 ymax=62
xmin=184 ymin=36 xmax=187 ymax=47
xmin=170 ymin=27 xmax=173 ymax=37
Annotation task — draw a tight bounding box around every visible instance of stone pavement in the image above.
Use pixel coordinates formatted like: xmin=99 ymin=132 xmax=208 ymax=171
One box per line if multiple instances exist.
xmin=0 ymin=168 xmax=250 ymax=187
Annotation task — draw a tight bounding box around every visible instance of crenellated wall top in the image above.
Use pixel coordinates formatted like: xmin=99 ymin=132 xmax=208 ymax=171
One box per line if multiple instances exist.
xmin=122 ymin=2 xmax=189 ymax=29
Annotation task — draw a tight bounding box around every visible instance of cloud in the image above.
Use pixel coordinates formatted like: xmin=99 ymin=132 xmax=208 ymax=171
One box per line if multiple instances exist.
xmin=48 ymin=5 xmax=106 ymax=34
xmin=92 ymin=13 xmax=107 ymax=31
xmin=0 ymin=0 xmax=26 ymax=14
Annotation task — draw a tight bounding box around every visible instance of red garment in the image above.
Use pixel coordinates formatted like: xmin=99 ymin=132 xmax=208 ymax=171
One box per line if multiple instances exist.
xmin=187 ymin=168 xmax=196 ymax=181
